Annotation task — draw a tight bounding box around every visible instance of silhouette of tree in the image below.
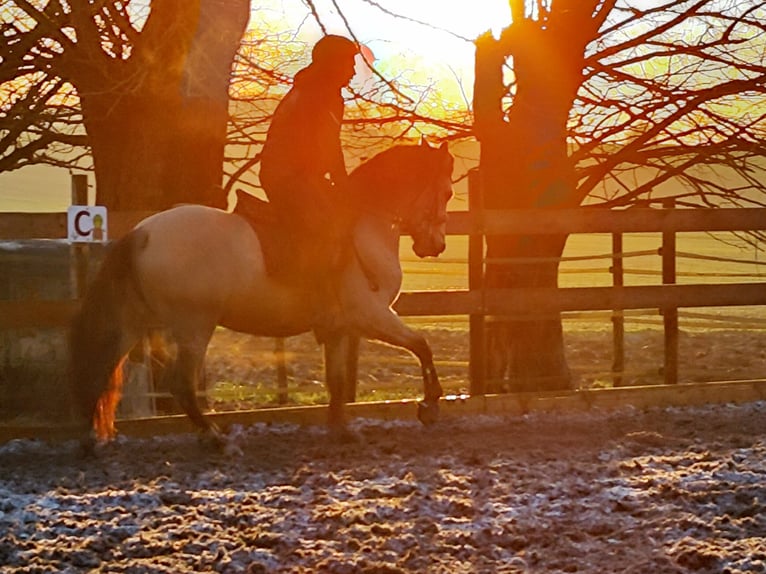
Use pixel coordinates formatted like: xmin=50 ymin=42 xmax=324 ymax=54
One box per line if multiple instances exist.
xmin=473 ymin=0 xmax=766 ymax=392
xmin=1 ymin=0 xmax=248 ymax=210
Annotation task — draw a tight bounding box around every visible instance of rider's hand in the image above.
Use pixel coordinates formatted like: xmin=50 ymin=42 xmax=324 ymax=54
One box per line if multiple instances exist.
xmin=330 ymin=173 xmax=351 ymax=194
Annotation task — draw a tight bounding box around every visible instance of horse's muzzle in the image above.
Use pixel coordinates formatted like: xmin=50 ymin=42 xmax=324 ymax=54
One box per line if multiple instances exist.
xmin=413 ymin=236 xmax=446 ymax=258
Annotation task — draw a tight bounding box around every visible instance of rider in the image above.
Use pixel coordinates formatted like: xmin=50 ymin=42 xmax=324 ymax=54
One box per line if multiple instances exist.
xmin=259 ymin=34 xmax=359 ymax=341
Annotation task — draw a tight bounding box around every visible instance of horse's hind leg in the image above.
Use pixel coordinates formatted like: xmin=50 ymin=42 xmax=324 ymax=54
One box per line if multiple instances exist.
xmin=166 ymin=331 xmax=225 ymax=448
xmin=324 ymin=334 xmax=356 ymax=432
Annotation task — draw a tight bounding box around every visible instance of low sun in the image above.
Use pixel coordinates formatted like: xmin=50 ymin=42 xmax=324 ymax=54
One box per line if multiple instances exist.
xmin=352 ymin=0 xmax=512 ymax=73
xmin=265 ymin=0 xmax=512 ymax=83
xmin=421 ymin=0 xmax=513 ymax=40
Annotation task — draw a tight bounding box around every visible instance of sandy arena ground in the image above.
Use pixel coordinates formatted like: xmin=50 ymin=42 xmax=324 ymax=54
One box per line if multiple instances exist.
xmin=2 ymin=328 xmax=766 ymax=573
xmin=2 ymin=402 xmax=766 ymax=573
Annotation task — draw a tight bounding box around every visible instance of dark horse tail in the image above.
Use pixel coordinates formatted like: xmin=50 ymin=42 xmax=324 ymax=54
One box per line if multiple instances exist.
xmin=69 ymin=229 xmax=145 ymax=443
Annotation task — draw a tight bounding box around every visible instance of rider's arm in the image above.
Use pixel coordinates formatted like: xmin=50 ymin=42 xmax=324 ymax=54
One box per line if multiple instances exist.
xmin=327 ymin=101 xmax=348 ymax=188
xmin=328 ymin=141 xmax=348 ymax=188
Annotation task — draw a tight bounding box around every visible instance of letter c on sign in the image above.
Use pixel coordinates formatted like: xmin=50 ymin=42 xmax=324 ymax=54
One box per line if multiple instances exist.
xmin=74 ymin=210 xmax=91 ymax=238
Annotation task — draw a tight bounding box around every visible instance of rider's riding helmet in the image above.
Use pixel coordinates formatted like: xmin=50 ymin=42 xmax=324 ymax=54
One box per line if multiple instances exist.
xmin=311 ymin=35 xmax=358 ymax=66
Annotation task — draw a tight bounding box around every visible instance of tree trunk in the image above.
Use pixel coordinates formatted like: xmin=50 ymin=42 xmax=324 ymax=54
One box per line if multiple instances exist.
xmin=75 ymin=0 xmax=249 ymax=210
xmin=473 ymin=5 xmax=600 ymax=392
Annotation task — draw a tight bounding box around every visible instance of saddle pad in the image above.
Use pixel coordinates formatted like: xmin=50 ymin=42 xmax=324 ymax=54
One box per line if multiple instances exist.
xmin=233 ymin=190 xmax=374 ymax=289
xmin=233 ymin=191 xmax=290 ymax=278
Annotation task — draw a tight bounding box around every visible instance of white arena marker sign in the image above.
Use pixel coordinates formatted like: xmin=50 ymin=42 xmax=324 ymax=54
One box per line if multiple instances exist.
xmin=67 ymin=205 xmax=108 ymax=243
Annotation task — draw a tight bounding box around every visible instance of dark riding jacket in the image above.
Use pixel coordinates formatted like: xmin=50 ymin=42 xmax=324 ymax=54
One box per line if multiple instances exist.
xmin=260 ymin=65 xmax=348 ymax=205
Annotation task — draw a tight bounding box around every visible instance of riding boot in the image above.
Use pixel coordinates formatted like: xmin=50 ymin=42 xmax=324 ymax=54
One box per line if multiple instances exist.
xmin=310 ymin=248 xmax=347 ymax=344
xmin=310 ymin=279 xmax=343 ymax=344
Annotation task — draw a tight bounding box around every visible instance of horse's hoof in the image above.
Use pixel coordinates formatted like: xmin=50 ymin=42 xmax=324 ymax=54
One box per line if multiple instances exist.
xmin=417 ymin=400 xmax=440 ymax=425
xmin=79 ymin=438 xmax=98 ymax=459
xmin=198 ymin=428 xmax=229 ymax=452
xmin=222 ymin=440 xmax=244 ymax=457
xmin=78 ymin=428 xmax=105 ymax=459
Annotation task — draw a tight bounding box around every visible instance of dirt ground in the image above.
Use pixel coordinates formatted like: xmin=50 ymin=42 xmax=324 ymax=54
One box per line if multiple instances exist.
xmin=2 ymin=327 xmax=766 ymax=573
xmin=2 ymin=399 xmax=766 ymax=573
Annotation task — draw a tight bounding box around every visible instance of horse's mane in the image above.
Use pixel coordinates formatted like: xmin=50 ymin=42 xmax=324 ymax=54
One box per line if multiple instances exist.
xmin=347 ymin=145 xmax=445 ymax=213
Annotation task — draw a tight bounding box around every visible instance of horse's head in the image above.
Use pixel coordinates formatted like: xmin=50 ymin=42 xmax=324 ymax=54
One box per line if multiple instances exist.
xmin=404 ymin=140 xmax=454 ymax=257
xmin=350 ymin=139 xmax=454 ymax=258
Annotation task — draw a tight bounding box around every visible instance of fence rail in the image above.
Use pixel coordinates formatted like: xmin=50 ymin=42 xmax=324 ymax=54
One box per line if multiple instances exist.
xmin=450 ymin=206 xmax=766 ymax=234
xmin=0 ymin=210 xmax=155 ymax=240
xmin=5 ymin=207 xmax=766 ymax=324
xmin=5 ymin=205 xmax=766 ymax=241
xmin=3 ymin=201 xmax=766 ymax=406
xmin=394 ymin=282 xmax=766 ymax=316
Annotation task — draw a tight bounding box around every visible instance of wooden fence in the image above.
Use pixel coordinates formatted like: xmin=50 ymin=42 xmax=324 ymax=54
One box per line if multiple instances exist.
xmin=3 ymin=177 xmax=766 ymax=406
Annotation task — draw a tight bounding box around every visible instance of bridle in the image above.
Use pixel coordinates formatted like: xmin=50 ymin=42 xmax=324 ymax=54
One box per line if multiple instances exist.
xmin=397 ymin=163 xmax=450 ymax=239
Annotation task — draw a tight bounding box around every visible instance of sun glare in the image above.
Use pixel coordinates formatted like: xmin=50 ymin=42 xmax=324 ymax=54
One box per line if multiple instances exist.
xmin=256 ymin=0 xmax=512 ymax=107
xmin=269 ymin=0 xmax=511 ymax=69
xmin=350 ymin=0 xmax=511 ymax=64
xmin=390 ymin=0 xmax=512 ymax=41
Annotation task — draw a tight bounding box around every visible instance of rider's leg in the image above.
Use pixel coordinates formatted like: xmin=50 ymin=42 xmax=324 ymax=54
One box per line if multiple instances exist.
xmin=307 ymin=228 xmax=347 ymax=343
xmin=300 ymin=190 xmax=351 ymax=342
xmin=264 ymin=175 xmax=350 ymax=340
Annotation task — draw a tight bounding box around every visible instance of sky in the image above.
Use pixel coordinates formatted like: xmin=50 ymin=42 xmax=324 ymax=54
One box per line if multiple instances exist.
xmin=250 ymin=0 xmax=514 ymax=109
xmin=255 ymin=0 xmax=511 ymax=61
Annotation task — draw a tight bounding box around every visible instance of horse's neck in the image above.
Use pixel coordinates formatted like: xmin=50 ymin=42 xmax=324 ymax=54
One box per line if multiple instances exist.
xmin=350 ymin=211 xmax=403 ymax=295
xmin=353 ymin=211 xmax=401 ymax=251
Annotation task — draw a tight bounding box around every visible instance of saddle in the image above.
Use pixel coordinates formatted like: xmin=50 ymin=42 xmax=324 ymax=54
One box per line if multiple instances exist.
xmin=234 ymin=189 xmax=379 ymax=291
xmin=233 ymin=190 xmax=294 ymax=279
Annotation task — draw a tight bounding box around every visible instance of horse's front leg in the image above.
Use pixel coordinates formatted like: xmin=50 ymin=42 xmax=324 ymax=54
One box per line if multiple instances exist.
xmin=360 ymin=311 xmax=443 ymax=425
xmin=406 ymin=331 xmax=442 ymax=425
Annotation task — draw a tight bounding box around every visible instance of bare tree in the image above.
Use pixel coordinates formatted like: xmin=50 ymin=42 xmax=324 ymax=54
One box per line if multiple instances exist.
xmin=474 ymin=0 xmax=766 ymax=392
xmin=2 ymin=0 xmax=472 ymax=209
xmin=1 ymin=0 xmax=249 ymax=210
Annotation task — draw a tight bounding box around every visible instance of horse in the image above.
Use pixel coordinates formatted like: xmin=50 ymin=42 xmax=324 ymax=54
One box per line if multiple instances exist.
xmin=69 ymin=140 xmax=454 ymax=451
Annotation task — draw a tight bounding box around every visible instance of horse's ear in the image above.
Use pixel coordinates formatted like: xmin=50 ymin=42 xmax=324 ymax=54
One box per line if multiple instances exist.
xmin=438 ymin=142 xmax=449 ymax=153
xmin=420 ymin=136 xmax=432 ymax=148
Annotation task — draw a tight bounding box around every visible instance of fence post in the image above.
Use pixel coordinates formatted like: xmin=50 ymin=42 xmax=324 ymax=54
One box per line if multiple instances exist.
xmin=344 ymin=336 xmax=360 ymax=403
xmin=661 ymin=198 xmax=678 ymax=384
xmin=70 ymin=174 xmax=89 ymax=299
xmin=275 ymin=338 xmax=288 ymax=405
xmin=468 ymin=170 xmax=486 ymax=395
xmin=611 ymin=232 xmax=625 ymax=387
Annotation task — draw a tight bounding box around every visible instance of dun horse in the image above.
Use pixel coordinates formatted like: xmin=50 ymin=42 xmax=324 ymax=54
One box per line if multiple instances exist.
xmin=69 ymin=141 xmax=454 ymax=450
